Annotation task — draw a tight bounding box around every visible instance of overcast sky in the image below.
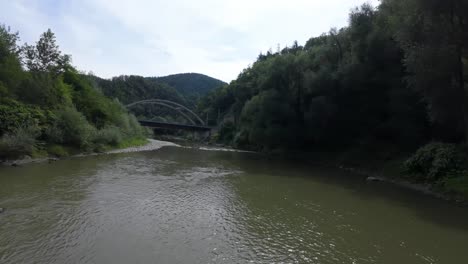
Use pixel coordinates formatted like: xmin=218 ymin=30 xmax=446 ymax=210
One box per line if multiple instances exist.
xmin=1 ymin=0 xmax=379 ymax=82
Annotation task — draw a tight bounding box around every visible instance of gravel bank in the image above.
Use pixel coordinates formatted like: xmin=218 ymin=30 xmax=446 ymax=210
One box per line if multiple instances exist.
xmin=106 ymin=139 xmax=180 ymax=154
xmin=1 ymin=139 xmax=179 ymax=166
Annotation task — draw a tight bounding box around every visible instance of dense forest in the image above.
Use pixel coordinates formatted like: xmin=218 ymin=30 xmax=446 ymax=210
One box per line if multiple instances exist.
xmin=2 ymin=0 xmax=468 ymax=198
xmin=198 ymin=0 xmax=468 ymax=195
xmin=93 ymin=75 xmax=186 ymax=105
xmin=0 ymin=24 xmax=226 ymax=160
xmin=0 ymin=27 xmax=147 ymax=159
xmin=151 ymin=73 xmax=226 ymax=107
xmin=91 ymin=73 xmax=224 ymax=124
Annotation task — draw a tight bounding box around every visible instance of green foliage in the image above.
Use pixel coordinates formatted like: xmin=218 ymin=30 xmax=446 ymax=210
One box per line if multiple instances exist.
xmin=63 ymin=69 xmax=114 ymax=128
xmin=0 ymin=125 xmax=40 ymax=160
xmin=22 ymin=29 xmax=71 ymax=76
xmin=94 ymin=75 xmax=186 ymax=105
xmin=46 ymin=145 xmax=69 ymax=158
xmin=152 ymin=73 xmax=226 ymax=107
xmin=197 ymin=2 xmax=434 ymax=153
xmin=93 ymin=75 xmax=194 ymax=123
xmin=216 ymin=121 xmax=236 ymax=143
xmin=46 ymin=107 xmax=96 ymax=150
xmin=0 ymin=99 xmax=52 ymax=136
xmin=382 ymin=0 xmax=468 ymax=142
xmin=117 ymin=138 xmax=148 ymax=149
xmin=440 ymin=174 xmax=468 ymax=198
xmin=15 ymin=73 xmax=72 ymax=107
xmin=0 ymin=26 xmax=148 ymax=159
xmin=404 ymin=143 xmax=467 ymax=182
xmin=0 ymin=25 xmax=24 ymax=95
xmin=238 ymin=89 xmax=297 ymax=151
xmin=93 ymin=126 xmax=123 ymax=147
xmin=91 ymin=73 xmax=225 ymax=124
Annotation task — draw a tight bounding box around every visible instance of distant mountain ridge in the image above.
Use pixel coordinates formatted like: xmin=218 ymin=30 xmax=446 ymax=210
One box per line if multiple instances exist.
xmin=91 ymin=73 xmax=225 ymax=107
xmin=150 ymin=73 xmax=226 ymax=98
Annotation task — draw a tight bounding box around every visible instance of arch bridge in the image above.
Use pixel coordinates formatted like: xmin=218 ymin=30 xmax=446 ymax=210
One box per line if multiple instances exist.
xmin=125 ymin=99 xmax=211 ymax=132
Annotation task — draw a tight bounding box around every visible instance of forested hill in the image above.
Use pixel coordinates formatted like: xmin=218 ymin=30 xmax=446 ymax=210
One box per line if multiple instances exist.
xmin=200 ymin=0 xmax=467 ymax=152
xmin=151 ymin=73 xmax=226 ymax=98
xmin=90 ymin=73 xmax=225 ymax=108
xmin=91 ymin=75 xmax=187 ymax=105
xmin=198 ymin=0 xmax=468 ymax=197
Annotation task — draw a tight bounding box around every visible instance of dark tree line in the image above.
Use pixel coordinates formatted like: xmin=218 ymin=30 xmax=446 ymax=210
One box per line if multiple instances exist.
xmin=199 ymin=0 xmax=468 ymax=153
xmin=198 ymin=0 xmax=468 ymax=194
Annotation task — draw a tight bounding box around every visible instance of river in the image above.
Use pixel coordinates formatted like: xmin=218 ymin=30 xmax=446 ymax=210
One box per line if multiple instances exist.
xmin=1 ymin=146 xmax=468 ymax=263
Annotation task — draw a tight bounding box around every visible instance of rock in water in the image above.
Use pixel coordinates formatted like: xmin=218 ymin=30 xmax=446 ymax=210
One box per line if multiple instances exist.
xmin=0 ymin=208 xmax=4 ymax=213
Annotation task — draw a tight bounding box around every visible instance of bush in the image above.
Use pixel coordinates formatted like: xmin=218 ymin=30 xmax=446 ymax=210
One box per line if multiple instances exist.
xmin=46 ymin=107 xmax=96 ymax=150
xmin=0 ymin=99 xmax=52 ymax=136
xmin=93 ymin=126 xmax=123 ymax=147
xmin=217 ymin=121 xmax=236 ymax=143
xmin=404 ymin=142 xmax=467 ymax=182
xmin=47 ymin=144 xmax=69 ymax=157
xmin=0 ymin=125 xmax=39 ymax=160
xmin=440 ymin=174 xmax=468 ymax=198
xmin=113 ymin=113 xmax=144 ymax=138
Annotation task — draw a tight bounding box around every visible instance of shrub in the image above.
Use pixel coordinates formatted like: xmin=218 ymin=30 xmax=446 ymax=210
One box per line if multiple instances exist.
xmin=0 ymin=99 xmax=52 ymax=136
xmin=47 ymin=107 xmax=96 ymax=150
xmin=113 ymin=113 xmax=144 ymax=138
xmin=0 ymin=125 xmax=39 ymax=160
xmin=404 ymin=142 xmax=467 ymax=182
xmin=217 ymin=121 xmax=236 ymax=143
xmin=233 ymin=129 xmax=255 ymax=150
xmin=93 ymin=126 xmax=123 ymax=147
xmin=47 ymin=144 xmax=69 ymax=157
xmin=440 ymin=174 xmax=468 ymax=198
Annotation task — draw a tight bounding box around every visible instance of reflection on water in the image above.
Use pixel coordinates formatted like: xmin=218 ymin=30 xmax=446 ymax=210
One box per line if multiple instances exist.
xmin=1 ymin=147 xmax=468 ymax=263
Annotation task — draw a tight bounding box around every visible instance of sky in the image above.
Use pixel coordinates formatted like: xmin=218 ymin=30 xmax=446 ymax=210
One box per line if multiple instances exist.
xmin=0 ymin=0 xmax=379 ymax=82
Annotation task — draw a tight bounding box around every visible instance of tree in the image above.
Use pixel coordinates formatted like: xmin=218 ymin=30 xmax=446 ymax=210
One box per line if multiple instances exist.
xmin=385 ymin=0 xmax=468 ymax=142
xmin=22 ymin=29 xmax=70 ymax=76
xmin=0 ymin=25 xmax=24 ymax=96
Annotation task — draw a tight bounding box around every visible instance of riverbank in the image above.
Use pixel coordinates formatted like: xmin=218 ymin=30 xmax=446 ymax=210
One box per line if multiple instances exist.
xmin=3 ymin=138 xmax=467 ymax=205
xmin=300 ymin=148 xmax=468 ymax=205
xmin=3 ymin=146 xmax=468 ymax=263
xmin=0 ymin=139 xmax=180 ymax=167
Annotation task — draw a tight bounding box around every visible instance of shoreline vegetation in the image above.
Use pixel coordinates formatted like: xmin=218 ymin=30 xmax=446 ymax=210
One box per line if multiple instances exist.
xmin=311 ymin=151 xmax=468 ymax=205
xmin=2 ymin=0 xmax=468 ymax=206
xmin=198 ymin=1 xmax=468 ymax=204
xmin=0 ymin=27 xmax=150 ymax=162
xmin=3 ymin=137 xmax=466 ymax=205
xmin=0 ymin=139 xmax=178 ymax=166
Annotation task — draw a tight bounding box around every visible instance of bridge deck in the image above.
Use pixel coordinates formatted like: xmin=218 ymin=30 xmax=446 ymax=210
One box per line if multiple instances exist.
xmin=138 ymin=120 xmax=211 ymax=132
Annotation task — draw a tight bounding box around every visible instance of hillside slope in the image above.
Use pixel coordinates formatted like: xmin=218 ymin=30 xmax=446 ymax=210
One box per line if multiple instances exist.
xmin=91 ymin=75 xmax=187 ymax=105
xmin=150 ymin=73 xmax=226 ymax=98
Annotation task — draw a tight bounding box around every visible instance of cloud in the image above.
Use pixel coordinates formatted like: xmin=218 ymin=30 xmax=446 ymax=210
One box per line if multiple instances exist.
xmin=0 ymin=0 xmax=379 ymax=82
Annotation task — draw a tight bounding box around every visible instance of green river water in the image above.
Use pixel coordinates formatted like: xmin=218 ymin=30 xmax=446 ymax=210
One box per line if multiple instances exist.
xmin=1 ymin=146 xmax=468 ymax=263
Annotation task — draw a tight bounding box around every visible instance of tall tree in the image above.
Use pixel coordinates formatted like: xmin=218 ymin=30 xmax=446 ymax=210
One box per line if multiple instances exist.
xmin=0 ymin=25 xmax=23 ymax=96
xmin=385 ymin=0 xmax=468 ymax=142
xmin=23 ymin=29 xmax=70 ymax=76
